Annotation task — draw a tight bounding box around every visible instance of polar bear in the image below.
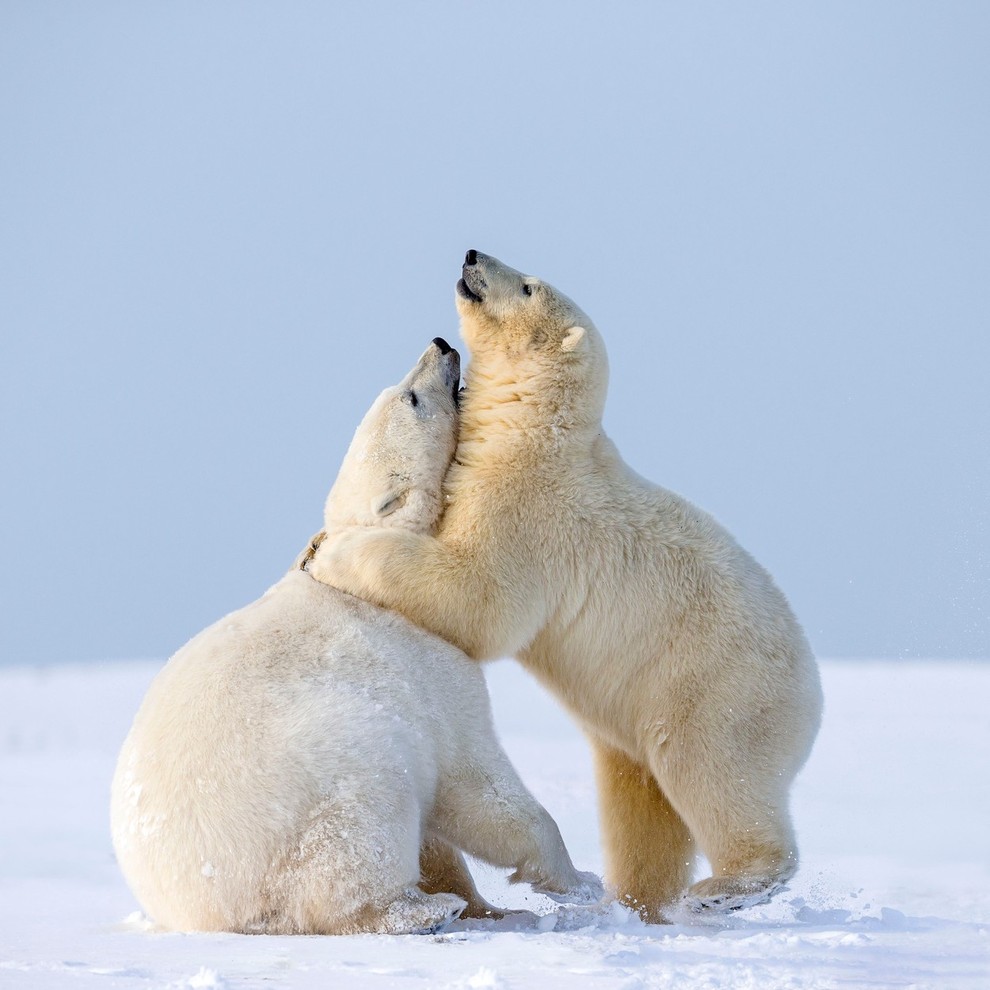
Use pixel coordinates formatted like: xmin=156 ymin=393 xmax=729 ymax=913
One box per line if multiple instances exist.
xmin=110 ymin=338 xmax=600 ymax=935
xmin=310 ymin=252 xmax=824 ymax=922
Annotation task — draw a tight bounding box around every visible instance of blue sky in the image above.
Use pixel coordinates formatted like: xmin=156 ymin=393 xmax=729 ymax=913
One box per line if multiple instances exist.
xmin=2 ymin=1 xmax=987 ymax=665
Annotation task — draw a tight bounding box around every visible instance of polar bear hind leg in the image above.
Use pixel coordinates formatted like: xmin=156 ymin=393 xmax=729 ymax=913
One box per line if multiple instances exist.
xmin=680 ymin=822 xmax=796 ymax=913
xmin=375 ymin=888 xmax=467 ymax=935
xmin=419 ymin=837 xmax=507 ymax=920
xmin=647 ymin=727 xmax=798 ymax=915
xmin=591 ymin=741 xmax=695 ymax=923
xmin=263 ymin=779 xmax=449 ymax=934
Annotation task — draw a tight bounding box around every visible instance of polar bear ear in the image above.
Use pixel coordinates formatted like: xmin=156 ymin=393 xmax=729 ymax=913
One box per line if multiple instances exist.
xmin=561 ymin=326 xmax=587 ymax=353
xmin=373 ymin=489 xmax=408 ymax=517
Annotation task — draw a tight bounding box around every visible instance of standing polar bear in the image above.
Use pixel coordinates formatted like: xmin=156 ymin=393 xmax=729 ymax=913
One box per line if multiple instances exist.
xmin=312 ymin=252 xmax=824 ymax=922
xmin=111 ymin=338 xmax=600 ymax=936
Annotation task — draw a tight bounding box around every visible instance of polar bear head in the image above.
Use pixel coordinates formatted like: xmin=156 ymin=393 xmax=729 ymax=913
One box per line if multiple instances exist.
xmin=323 ymin=338 xmax=461 ymax=533
xmin=454 ymin=250 xmax=608 ymax=426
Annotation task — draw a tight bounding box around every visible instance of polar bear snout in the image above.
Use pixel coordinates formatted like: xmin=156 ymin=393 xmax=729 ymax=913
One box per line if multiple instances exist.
xmin=430 ymin=337 xmax=461 ymax=399
xmin=396 ymin=339 xmax=462 ymax=419
xmin=458 ymin=248 xmax=488 ymax=303
xmin=427 ymin=339 xmax=461 ymax=399
xmin=458 ymin=250 xmax=538 ymax=315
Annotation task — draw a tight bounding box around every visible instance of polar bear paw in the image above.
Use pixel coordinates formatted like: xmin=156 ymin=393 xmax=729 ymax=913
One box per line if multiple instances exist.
xmin=308 ymin=528 xmax=372 ymax=589
xmin=375 ymin=888 xmax=468 ymax=935
xmin=681 ymin=876 xmax=787 ymax=914
xmin=533 ymin=870 xmax=605 ymax=906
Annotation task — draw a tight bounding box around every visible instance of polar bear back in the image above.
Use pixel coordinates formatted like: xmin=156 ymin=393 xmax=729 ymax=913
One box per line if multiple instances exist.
xmin=111 ymin=569 xmax=491 ymax=932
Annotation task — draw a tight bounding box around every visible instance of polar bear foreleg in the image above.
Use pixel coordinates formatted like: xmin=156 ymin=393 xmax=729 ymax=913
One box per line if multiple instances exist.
xmin=431 ymin=755 xmax=602 ymax=904
xmin=591 ymin=740 xmax=696 ymax=923
xmin=310 ymin=528 xmax=542 ymax=662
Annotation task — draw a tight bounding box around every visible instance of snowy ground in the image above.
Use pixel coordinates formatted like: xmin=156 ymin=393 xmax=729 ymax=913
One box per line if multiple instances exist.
xmin=1 ymin=658 xmax=987 ymax=989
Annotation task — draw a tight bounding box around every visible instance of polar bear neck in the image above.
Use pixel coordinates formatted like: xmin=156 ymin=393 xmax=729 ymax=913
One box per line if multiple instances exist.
xmin=455 ymin=356 xmax=600 ymax=463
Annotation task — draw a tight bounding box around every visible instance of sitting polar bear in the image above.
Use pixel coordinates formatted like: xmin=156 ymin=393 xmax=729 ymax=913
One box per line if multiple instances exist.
xmin=111 ymin=338 xmax=600 ymax=935
xmin=312 ymin=253 xmax=823 ymax=922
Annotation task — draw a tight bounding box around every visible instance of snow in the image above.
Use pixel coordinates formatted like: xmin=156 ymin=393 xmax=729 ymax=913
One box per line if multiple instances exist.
xmin=1 ymin=658 xmax=987 ymax=989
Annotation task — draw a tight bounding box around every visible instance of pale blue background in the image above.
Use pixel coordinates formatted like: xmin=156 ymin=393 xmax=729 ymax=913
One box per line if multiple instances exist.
xmin=2 ymin=1 xmax=987 ymax=666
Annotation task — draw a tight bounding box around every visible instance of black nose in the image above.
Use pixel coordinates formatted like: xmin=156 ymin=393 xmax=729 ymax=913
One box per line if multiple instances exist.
xmin=432 ymin=336 xmax=452 ymax=355
xmin=465 ymin=249 xmax=477 ymax=266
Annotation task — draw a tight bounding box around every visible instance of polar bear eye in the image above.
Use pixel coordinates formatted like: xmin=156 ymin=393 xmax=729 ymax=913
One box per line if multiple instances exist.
xmin=522 ymin=283 xmax=533 ymax=297
xmin=408 ymin=390 xmax=419 ymax=408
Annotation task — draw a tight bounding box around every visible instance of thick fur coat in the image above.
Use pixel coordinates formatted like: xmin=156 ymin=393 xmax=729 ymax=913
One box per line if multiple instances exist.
xmin=313 ymin=253 xmax=823 ymax=921
xmin=111 ymin=340 xmax=599 ymax=935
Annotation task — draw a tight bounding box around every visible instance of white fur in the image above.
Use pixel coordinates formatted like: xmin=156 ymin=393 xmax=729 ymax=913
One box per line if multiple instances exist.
xmin=312 ymin=253 xmax=824 ymax=922
xmin=111 ymin=341 xmax=600 ymax=935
